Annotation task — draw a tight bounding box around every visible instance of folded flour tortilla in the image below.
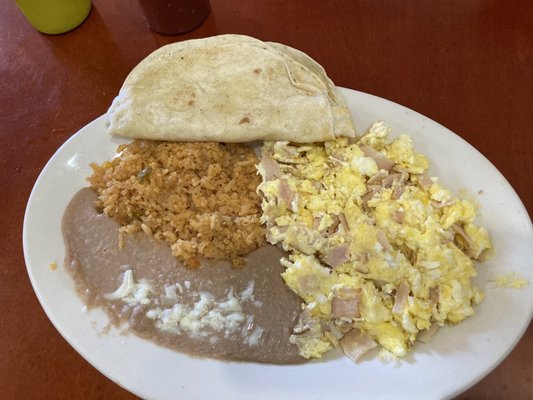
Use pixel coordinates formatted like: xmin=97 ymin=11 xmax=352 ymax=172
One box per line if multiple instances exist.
xmin=106 ymin=35 xmax=355 ymax=143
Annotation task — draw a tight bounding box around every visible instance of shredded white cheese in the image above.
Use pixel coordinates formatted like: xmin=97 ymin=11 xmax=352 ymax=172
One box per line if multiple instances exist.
xmin=246 ymin=326 xmax=264 ymax=346
xmin=103 ymin=269 xmax=153 ymax=305
xmin=240 ymin=280 xmax=255 ymax=301
xmin=148 ymin=289 xmax=247 ymax=339
xmin=107 ymin=271 xmax=263 ymax=345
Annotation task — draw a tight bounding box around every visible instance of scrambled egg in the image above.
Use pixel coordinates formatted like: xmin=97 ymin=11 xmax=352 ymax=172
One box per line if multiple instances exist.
xmin=257 ymin=121 xmax=492 ymax=360
xmin=491 ymin=272 xmax=528 ymax=289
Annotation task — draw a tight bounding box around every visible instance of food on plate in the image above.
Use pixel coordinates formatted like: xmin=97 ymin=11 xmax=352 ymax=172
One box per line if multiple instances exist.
xmin=258 ymin=121 xmax=492 ymax=360
xmin=106 ymin=34 xmax=355 ymax=143
xmin=62 ymin=188 xmax=304 ymax=364
xmin=88 ymin=140 xmax=265 ymax=268
xmin=62 ymin=34 xmax=359 ymax=365
xmin=61 ymin=34 xmax=494 ymax=365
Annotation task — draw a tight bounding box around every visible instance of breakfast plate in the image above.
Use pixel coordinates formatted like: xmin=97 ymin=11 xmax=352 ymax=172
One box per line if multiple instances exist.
xmin=23 ymin=87 xmax=533 ymax=400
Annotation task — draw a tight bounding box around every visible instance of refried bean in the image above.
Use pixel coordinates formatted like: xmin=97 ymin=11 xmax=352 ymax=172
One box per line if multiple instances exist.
xmin=88 ymin=140 xmax=265 ymax=267
xmin=62 ymin=188 xmax=305 ymax=364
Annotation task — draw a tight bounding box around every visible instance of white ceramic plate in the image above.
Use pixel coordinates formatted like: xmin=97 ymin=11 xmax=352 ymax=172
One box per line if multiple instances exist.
xmin=23 ymin=88 xmax=533 ymax=400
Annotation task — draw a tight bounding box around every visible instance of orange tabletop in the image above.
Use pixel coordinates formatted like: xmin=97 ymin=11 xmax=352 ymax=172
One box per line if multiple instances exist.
xmin=1 ymin=1 xmax=532 ymax=399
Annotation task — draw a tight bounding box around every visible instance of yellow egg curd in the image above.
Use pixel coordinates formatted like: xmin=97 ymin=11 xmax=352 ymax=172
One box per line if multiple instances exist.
xmin=257 ymin=121 xmax=492 ymax=361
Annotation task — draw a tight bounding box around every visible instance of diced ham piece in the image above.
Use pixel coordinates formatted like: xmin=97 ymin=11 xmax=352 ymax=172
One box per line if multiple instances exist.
xmin=367 ymin=170 xmax=389 ymax=185
xmin=381 ymin=173 xmax=396 ymax=189
xmin=392 ymin=185 xmax=404 ymax=200
xmin=271 ymin=142 xmax=307 ymax=164
xmin=278 ymin=179 xmax=294 ymax=206
xmin=393 ymin=210 xmax=405 ymax=223
xmin=361 ymin=190 xmax=375 ymax=207
xmin=332 ymin=151 xmax=346 ymax=161
xmin=431 ymin=200 xmax=455 ymax=209
xmin=334 ymin=320 xmax=354 ymax=335
xmin=419 ymin=171 xmax=433 ymax=188
xmin=361 ymin=172 xmax=406 ymax=200
xmin=451 ymin=224 xmax=474 ymax=249
xmin=338 ymin=212 xmax=349 ymax=233
xmin=331 ymin=287 xmax=361 ymax=318
xmin=429 ymin=286 xmax=440 ymax=303
xmin=367 ymin=184 xmax=383 ymax=194
xmin=382 ymin=171 xmax=408 ymax=188
xmin=376 ymin=230 xmax=393 ymax=252
xmin=258 ymin=149 xmax=281 ymax=181
xmin=339 ymin=328 xmax=378 ymax=362
xmin=360 ymin=144 xmax=395 ymax=171
xmin=330 ymin=152 xmax=348 ymax=167
xmin=297 ymin=274 xmax=320 ymax=295
xmin=392 ymin=281 xmax=410 ymax=314
xmin=292 ymin=308 xmax=320 ymax=336
xmin=359 ymin=252 xmax=370 ymax=263
xmin=324 ymin=245 xmax=351 ymax=268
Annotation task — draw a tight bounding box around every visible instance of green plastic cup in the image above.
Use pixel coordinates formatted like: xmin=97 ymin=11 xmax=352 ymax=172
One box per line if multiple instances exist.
xmin=15 ymin=0 xmax=92 ymax=35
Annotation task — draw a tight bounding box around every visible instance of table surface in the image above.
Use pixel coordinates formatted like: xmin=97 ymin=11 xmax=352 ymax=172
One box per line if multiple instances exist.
xmin=1 ymin=0 xmax=532 ymax=399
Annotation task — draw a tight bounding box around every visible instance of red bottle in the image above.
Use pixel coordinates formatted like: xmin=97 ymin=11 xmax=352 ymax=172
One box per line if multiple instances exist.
xmin=138 ymin=0 xmax=210 ymax=35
